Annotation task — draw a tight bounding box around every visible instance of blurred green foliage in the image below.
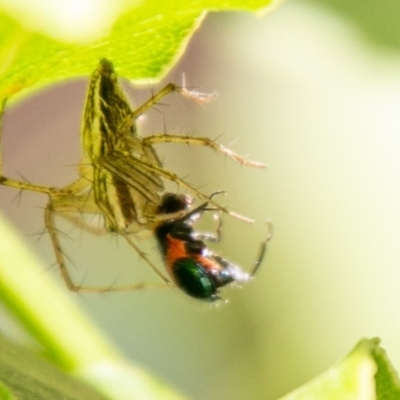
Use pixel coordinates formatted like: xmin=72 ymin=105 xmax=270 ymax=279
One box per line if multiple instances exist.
xmin=305 ymin=0 xmax=400 ymax=48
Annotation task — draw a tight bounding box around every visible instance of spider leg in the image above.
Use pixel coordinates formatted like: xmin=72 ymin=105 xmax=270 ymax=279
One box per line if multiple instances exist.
xmin=192 ymin=214 xmax=222 ymax=243
xmin=250 ymin=220 xmax=274 ymax=277
xmin=100 ymin=155 xmax=254 ymax=224
xmin=45 ymin=191 xmax=170 ymax=292
xmin=143 ymin=134 xmax=266 ymax=169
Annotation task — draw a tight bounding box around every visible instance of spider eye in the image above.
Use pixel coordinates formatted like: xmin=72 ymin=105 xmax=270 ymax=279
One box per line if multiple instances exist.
xmin=173 ymin=259 xmax=216 ymax=300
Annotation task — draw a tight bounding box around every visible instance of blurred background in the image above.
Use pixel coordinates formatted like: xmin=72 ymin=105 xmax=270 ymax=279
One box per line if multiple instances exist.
xmin=1 ymin=0 xmax=400 ymax=399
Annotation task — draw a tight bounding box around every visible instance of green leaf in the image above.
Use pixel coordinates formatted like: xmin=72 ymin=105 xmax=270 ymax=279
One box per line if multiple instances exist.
xmin=277 ymin=338 xmax=400 ymax=400
xmin=0 ymin=381 xmax=15 ymax=400
xmin=0 ymin=334 xmax=106 ymax=400
xmin=0 ymin=0 xmax=277 ymax=100
xmin=0 ymin=212 xmax=187 ymax=400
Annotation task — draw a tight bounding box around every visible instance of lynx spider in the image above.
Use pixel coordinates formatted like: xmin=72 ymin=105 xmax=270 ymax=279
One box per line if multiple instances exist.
xmin=0 ymin=59 xmax=266 ymax=293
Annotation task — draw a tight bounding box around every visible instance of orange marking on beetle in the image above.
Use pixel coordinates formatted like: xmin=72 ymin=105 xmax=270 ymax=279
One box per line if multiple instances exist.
xmin=193 ymin=253 xmax=221 ymax=274
xmin=165 ymin=232 xmax=222 ymax=278
xmin=165 ymin=234 xmax=188 ymax=275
